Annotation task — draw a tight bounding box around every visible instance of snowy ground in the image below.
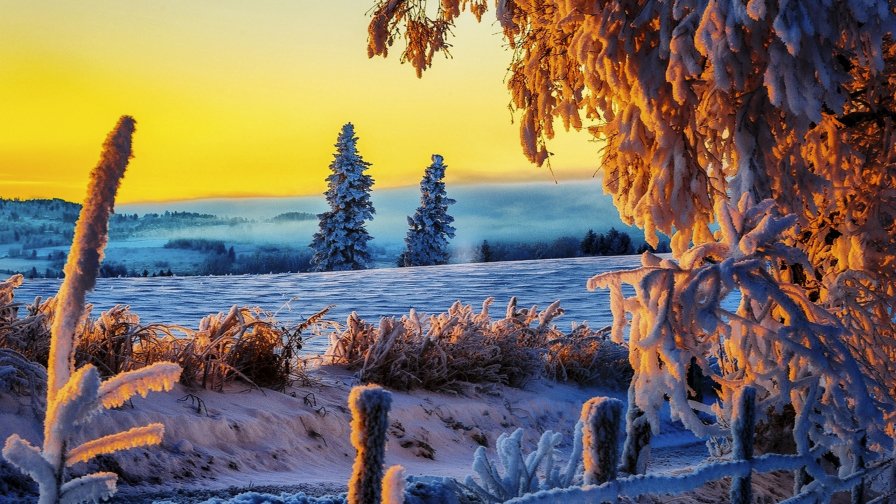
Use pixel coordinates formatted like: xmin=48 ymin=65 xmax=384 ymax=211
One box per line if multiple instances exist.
xmin=14 ymin=256 xmax=646 ymax=354
xmin=3 ymin=256 xmax=775 ymax=503
xmin=1 ymin=364 xmax=711 ymax=503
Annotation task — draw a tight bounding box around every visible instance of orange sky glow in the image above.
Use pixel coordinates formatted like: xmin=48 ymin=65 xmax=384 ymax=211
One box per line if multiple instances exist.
xmin=0 ymin=1 xmax=600 ymax=203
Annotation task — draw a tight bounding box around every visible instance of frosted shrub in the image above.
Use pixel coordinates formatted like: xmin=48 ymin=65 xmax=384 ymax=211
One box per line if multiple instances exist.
xmin=0 ymin=348 xmax=47 ymax=417
xmin=0 ymin=275 xmax=53 ymax=365
xmin=465 ymin=424 xmax=583 ymax=503
xmin=1 ymin=116 xmax=182 ymax=504
xmin=162 ymin=305 xmax=328 ymax=391
xmin=327 ymin=298 xmax=595 ymax=391
xmin=542 ymin=324 xmax=631 ymax=388
xmin=588 ymin=198 xmax=892 ymax=475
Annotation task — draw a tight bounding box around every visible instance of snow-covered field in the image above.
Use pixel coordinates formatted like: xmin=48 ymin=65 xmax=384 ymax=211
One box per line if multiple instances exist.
xmin=14 ymin=256 xmax=644 ymax=354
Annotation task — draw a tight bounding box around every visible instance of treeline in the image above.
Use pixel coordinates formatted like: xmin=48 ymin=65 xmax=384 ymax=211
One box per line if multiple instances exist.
xmin=198 ymin=245 xmax=312 ymax=276
xmin=164 ymin=239 xmax=313 ymax=276
xmin=475 ymin=228 xmax=670 ymax=263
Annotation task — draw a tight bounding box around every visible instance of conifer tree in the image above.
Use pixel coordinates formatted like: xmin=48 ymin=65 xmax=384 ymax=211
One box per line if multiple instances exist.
xmin=477 ymin=240 xmax=492 ymax=263
xmin=398 ymin=154 xmax=456 ymax=267
xmin=310 ymin=123 xmax=376 ymax=271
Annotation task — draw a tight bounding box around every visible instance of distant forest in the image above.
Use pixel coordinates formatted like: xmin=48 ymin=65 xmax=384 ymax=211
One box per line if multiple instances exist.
xmin=474 ymin=228 xmax=670 ymax=264
xmin=0 ymin=198 xmax=662 ymax=278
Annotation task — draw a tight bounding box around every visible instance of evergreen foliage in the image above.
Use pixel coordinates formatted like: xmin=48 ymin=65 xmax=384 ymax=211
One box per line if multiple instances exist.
xmin=398 ymin=155 xmax=456 ymax=267
xmin=310 ymin=123 xmax=376 ymax=272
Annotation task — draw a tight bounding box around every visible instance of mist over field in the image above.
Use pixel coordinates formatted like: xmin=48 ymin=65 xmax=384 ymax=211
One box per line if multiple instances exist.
xmin=119 ymin=180 xmax=633 ymax=255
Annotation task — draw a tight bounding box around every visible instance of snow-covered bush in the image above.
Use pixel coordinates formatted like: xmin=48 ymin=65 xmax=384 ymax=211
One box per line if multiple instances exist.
xmin=542 ymin=324 xmax=631 ymax=388
xmin=158 ymin=304 xmax=328 ymax=391
xmin=366 ymin=0 xmax=896 ymax=468
xmin=327 ymin=298 xmax=609 ymax=391
xmin=0 ymin=348 xmax=47 ymax=417
xmin=347 ymin=385 xmax=393 ymax=504
xmin=1 ymin=116 xmax=182 ymax=504
xmin=0 ymin=275 xmax=52 ymax=365
xmin=398 ymin=154 xmax=456 ymax=267
xmin=588 ymin=198 xmax=892 ymax=475
xmin=465 ymin=424 xmax=583 ymax=503
xmin=310 ymin=123 xmax=376 ymax=272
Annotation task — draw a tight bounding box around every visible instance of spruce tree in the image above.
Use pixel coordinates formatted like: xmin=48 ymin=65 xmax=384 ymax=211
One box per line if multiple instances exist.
xmin=310 ymin=123 xmax=376 ymax=271
xmin=398 ymin=154 xmax=456 ymax=267
xmin=478 ymin=240 xmax=493 ymax=263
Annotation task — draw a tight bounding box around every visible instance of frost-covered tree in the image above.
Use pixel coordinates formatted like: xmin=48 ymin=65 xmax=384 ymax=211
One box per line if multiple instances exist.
xmin=2 ymin=117 xmax=181 ymax=504
xmin=398 ymin=154 xmax=456 ymax=267
xmin=366 ymin=0 xmax=896 ymax=462
xmin=310 ymin=123 xmax=376 ymax=272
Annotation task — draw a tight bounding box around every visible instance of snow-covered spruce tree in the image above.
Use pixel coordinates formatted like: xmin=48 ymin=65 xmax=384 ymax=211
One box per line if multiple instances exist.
xmin=347 ymin=384 xmax=392 ymax=504
xmin=2 ymin=116 xmax=181 ymax=504
xmin=398 ymin=154 xmax=456 ymax=267
xmin=310 ymin=123 xmax=376 ymax=272
xmin=366 ymin=0 xmax=896 ymax=463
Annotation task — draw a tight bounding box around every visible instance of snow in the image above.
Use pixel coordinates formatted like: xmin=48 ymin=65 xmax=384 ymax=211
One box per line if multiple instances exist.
xmin=13 ymin=255 xmax=672 ymax=354
xmin=1 ymin=367 xmax=705 ymax=503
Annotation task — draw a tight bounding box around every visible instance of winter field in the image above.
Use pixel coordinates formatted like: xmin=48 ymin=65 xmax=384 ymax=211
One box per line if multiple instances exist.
xmin=13 ymin=255 xmax=646 ymax=355
xmin=3 ymin=254 xmax=857 ymax=504
xmin=0 ymin=255 xmax=791 ymax=504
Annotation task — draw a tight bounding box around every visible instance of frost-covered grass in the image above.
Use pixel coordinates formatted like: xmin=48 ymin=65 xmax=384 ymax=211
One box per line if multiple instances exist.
xmin=0 ymin=291 xmax=327 ymax=394
xmin=13 ymin=255 xmax=647 ymax=352
xmin=326 ymin=297 xmax=631 ymax=391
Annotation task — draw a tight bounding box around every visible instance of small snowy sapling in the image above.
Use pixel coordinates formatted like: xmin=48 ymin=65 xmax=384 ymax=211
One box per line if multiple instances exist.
xmin=465 ymin=425 xmax=583 ymax=502
xmin=1 ymin=117 xmax=181 ymax=504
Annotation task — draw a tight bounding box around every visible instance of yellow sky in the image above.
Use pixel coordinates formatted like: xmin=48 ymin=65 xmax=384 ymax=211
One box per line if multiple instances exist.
xmin=0 ymin=1 xmax=599 ymax=203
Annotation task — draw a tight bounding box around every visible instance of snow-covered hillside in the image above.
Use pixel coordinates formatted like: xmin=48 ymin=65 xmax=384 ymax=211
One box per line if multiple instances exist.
xmin=14 ymin=256 xmax=645 ymax=354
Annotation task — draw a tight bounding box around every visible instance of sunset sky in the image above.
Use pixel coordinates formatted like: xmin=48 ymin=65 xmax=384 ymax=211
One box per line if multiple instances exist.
xmin=0 ymin=1 xmax=598 ymax=203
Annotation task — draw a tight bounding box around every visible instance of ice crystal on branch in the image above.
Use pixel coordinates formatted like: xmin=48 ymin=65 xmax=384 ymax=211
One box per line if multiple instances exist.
xmin=398 ymin=154 xmax=456 ymax=267
xmin=366 ymin=0 xmax=896 ymax=462
xmin=588 ymin=198 xmax=890 ymax=466
xmin=310 ymin=123 xmax=376 ymax=272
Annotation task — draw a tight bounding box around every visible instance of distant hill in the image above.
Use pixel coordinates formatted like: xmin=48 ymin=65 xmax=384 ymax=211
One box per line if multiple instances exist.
xmin=268 ymin=211 xmax=316 ymax=222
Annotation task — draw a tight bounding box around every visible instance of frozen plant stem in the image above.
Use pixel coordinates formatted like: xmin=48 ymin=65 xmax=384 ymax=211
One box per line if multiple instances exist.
xmin=48 ymin=116 xmax=135 ymax=399
xmin=730 ymin=386 xmax=756 ymax=504
xmin=581 ymin=396 xmax=623 ymax=485
xmin=381 ymin=464 xmax=406 ymax=504
xmin=620 ymin=404 xmax=651 ymax=475
xmin=2 ymin=116 xmax=182 ymax=504
xmin=347 ymin=384 xmax=392 ymax=504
